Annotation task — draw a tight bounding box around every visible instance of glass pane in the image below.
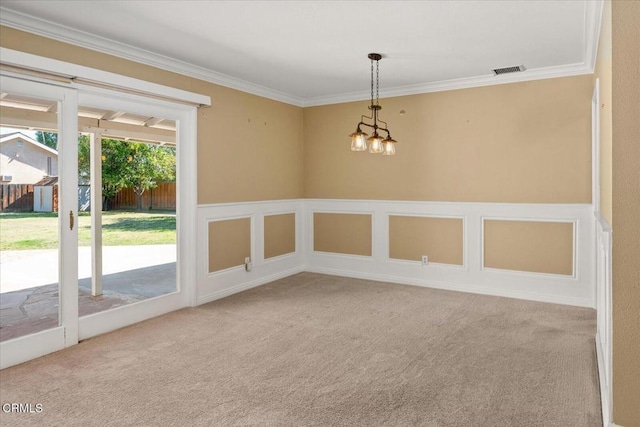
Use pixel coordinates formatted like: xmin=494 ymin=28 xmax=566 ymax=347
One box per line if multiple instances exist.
xmin=0 ymin=93 xmax=61 ymax=341
xmin=76 ymin=107 xmax=177 ymax=316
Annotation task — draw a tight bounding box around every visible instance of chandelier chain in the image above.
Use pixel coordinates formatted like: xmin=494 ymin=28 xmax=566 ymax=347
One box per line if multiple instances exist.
xmin=376 ymin=59 xmax=379 ymax=106
xmin=370 ymin=58 xmax=374 ymax=106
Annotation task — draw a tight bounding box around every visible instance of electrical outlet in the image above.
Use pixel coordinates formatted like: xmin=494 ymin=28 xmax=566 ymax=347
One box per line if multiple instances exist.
xmin=245 ymin=257 xmax=252 ymax=272
xmin=422 ymin=255 xmax=428 ymax=266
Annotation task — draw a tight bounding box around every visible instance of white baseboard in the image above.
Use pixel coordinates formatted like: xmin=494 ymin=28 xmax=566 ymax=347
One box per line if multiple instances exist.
xmin=306 ymin=265 xmax=592 ymax=307
xmin=197 ymin=265 xmax=304 ymax=306
xmin=596 ymin=332 xmax=612 ymax=427
xmin=198 ymin=262 xmax=590 ymax=308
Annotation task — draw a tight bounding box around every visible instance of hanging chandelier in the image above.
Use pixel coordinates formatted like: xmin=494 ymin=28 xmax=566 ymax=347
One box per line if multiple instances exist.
xmin=349 ymin=53 xmax=397 ymax=155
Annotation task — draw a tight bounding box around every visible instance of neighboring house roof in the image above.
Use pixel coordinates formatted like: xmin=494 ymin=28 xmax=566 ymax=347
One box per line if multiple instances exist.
xmin=0 ymin=132 xmax=59 ymax=157
xmin=34 ymin=177 xmax=59 ymax=186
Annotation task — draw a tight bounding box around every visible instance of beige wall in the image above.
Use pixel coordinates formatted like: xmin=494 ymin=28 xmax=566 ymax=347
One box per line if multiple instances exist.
xmin=304 ymin=76 xmax=592 ymax=203
xmin=595 ymin=1 xmax=613 ymax=225
xmin=389 ymin=216 xmax=463 ymax=265
xmin=313 ymin=213 xmax=372 ymax=256
xmin=0 ymin=26 xmax=304 ymax=204
xmin=611 ymin=1 xmax=640 ymax=425
xmin=484 ymin=220 xmax=574 ymax=276
xmin=264 ymin=213 xmax=296 ymax=259
xmin=208 ymin=218 xmax=251 ymax=272
xmin=7 ymin=23 xmax=635 ymax=421
xmin=304 ymin=76 xmax=592 ymax=279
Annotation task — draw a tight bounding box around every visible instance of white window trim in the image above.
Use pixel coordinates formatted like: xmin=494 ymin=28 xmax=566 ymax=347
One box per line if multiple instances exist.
xmin=0 ymin=49 xmax=207 ymax=367
xmin=0 ymin=47 xmax=211 ymax=107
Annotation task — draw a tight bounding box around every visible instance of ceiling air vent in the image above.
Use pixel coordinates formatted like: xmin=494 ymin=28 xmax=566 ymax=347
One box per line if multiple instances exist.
xmin=492 ymin=65 xmax=525 ymax=76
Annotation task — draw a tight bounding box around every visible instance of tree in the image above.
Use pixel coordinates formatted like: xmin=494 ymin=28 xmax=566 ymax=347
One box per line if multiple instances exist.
xmin=35 ymin=131 xmax=58 ymax=150
xmin=77 ymin=135 xmax=91 ymax=184
xmin=117 ymin=141 xmax=175 ymax=211
xmin=78 ymin=138 xmax=176 ymax=211
xmin=35 ymin=132 xmax=175 ymax=211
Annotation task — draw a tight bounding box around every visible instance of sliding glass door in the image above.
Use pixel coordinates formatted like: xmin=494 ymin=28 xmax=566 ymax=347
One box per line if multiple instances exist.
xmin=75 ymin=88 xmax=193 ymax=340
xmin=76 ymin=98 xmax=177 ymax=318
xmin=0 ymin=75 xmax=79 ymax=368
xmin=1 ymin=72 xmax=197 ymax=368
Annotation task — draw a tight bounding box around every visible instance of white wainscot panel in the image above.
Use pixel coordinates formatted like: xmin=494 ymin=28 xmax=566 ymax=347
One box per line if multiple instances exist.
xmin=594 ymin=213 xmax=612 ymax=426
xmin=197 ymin=199 xmax=595 ymax=308
xmin=197 ymin=200 xmax=305 ymax=305
xmin=304 ymin=199 xmax=595 ymax=308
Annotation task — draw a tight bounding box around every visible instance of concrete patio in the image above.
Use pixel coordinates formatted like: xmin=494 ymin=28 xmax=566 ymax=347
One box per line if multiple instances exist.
xmin=0 ymin=245 xmax=176 ymax=342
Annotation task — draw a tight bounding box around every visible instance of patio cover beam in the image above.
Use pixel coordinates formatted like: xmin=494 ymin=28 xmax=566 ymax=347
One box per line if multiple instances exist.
xmin=0 ymin=106 xmax=175 ymax=145
xmin=99 ymin=111 xmax=125 ymax=121
xmin=90 ymin=132 xmax=103 ymax=297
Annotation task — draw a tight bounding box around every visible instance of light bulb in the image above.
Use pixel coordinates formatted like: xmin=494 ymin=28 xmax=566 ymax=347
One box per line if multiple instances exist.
xmin=368 ymin=135 xmax=383 ymax=153
xmin=382 ymin=138 xmax=396 ymax=156
xmin=349 ymin=131 xmax=368 ymax=151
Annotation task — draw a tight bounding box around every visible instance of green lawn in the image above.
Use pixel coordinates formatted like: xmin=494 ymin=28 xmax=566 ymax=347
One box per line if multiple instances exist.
xmin=0 ymin=211 xmax=176 ymax=251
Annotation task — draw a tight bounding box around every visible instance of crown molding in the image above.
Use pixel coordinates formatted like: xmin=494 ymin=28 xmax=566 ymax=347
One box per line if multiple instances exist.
xmin=0 ymin=7 xmax=306 ymax=107
xmin=1 ymin=1 xmax=603 ymax=108
xmin=302 ymin=63 xmax=593 ymax=107
xmin=584 ymin=0 xmax=604 ymax=72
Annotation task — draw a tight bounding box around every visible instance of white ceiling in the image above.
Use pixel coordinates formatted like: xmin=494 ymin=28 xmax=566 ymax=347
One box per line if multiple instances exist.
xmin=0 ymin=1 xmax=602 ymax=106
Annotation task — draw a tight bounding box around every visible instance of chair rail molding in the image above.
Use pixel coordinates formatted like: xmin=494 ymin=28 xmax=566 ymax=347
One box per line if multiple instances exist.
xmin=197 ymin=199 xmax=595 ymax=308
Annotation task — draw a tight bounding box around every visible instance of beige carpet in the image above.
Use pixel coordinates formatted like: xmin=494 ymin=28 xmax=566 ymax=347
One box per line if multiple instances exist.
xmin=0 ymin=272 xmax=601 ymax=426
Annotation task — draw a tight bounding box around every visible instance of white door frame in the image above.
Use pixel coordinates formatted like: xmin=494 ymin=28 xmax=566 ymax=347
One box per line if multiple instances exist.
xmin=0 ymin=49 xmax=204 ymax=367
xmin=592 ymin=78 xmax=613 ymax=426
xmin=75 ymin=86 xmax=198 ymax=340
xmin=0 ymin=75 xmax=79 ymax=369
xmin=592 ymin=78 xmax=601 ymax=211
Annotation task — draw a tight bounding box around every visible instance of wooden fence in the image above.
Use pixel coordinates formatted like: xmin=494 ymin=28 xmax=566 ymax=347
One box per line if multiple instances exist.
xmin=2 ymin=182 xmax=174 ymax=212
xmin=1 ymin=184 xmax=34 ymax=212
xmin=50 ymin=186 xmax=59 ymax=212
xmin=111 ymin=182 xmax=176 ymax=211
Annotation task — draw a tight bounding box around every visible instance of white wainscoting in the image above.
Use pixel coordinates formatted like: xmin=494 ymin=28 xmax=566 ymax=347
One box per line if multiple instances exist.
xmin=197 ymin=199 xmax=595 ymax=308
xmin=305 ymin=199 xmax=595 ymax=308
xmin=594 ymin=212 xmax=613 ymax=426
xmin=197 ymin=200 xmax=305 ymax=305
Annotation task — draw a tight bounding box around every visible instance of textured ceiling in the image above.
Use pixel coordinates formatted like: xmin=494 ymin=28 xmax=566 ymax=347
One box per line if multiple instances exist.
xmin=0 ymin=1 xmax=602 ymax=106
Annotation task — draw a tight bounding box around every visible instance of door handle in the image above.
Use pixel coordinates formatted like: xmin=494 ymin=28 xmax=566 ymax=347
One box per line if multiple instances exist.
xmin=70 ymin=210 xmax=74 ymax=231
